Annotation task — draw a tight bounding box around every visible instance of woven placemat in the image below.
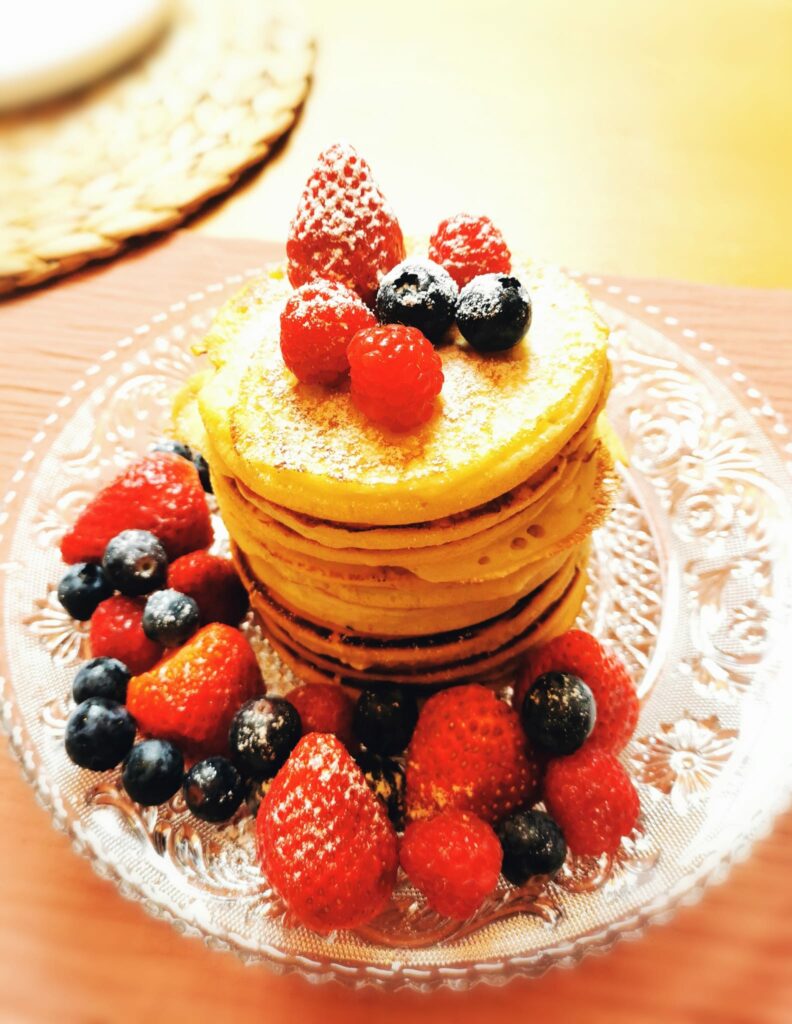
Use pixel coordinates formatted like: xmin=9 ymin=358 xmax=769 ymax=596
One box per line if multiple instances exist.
xmin=0 ymin=0 xmax=313 ymax=296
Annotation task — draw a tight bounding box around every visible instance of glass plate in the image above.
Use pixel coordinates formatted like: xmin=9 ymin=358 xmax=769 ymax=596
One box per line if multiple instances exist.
xmin=2 ymin=269 xmax=792 ymax=991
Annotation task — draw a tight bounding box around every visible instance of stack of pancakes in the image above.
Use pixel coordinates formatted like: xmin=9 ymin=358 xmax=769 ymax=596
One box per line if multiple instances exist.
xmin=174 ymin=255 xmax=616 ymax=689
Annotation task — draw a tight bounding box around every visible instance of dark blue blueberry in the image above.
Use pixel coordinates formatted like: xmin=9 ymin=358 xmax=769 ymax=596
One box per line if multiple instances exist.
xmin=455 ymin=273 xmax=531 ymax=352
xmin=183 ymin=756 xmax=245 ymax=822
xmin=56 ymin=563 xmax=113 ymax=620
xmin=64 ymin=697 xmax=136 ymax=772
xmin=142 ymin=588 xmax=199 ymax=647
xmin=356 ymin=753 xmax=406 ymax=829
xmin=521 ymin=671 xmax=595 ymax=756
xmin=375 ymin=258 xmax=458 ymax=343
xmin=496 ymin=809 xmax=567 ymax=884
xmin=152 ymin=439 xmax=194 ymax=461
xmin=122 ymin=739 xmax=184 ymax=806
xmin=353 ymin=686 xmax=418 ymax=756
xmin=229 ymin=697 xmax=301 ymax=780
xmin=102 ymin=529 xmax=168 ymax=597
xmin=72 ymin=657 xmax=130 ymax=704
xmin=192 ymin=451 xmax=213 ymax=494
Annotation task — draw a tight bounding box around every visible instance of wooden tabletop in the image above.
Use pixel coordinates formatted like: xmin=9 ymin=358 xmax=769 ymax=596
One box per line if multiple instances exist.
xmin=1 ymin=233 xmax=791 ymax=1023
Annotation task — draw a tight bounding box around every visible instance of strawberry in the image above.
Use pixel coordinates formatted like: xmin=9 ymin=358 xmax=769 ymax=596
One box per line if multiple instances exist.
xmin=89 ymin=595 xmax=162 ymax=675
xmin=286 ymin=142 xmax=405 ymax=305
xmin=257 ymin=733 xmax=398 ymax=933
xmin=400 ymin=810 xmax=502 ymax=920
xmin=60 ymin=452 xmax=212 ymax=565
xmin=516 ymin=630 xmax=639 ymax=753
xmin=285 ymin=683 xmax=355 ymax=748
xmin=167 ymin=551 xmax=249 ymax=627
xmin=405 ymin=684 xmax=542 ymax=824
xmin=126 ymin=623 xmax=262 ymax=758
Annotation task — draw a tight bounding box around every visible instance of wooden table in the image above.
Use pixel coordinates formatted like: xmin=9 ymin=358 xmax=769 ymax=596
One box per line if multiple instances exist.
xmin=1 ymin=233 xmax=791 ymax=1023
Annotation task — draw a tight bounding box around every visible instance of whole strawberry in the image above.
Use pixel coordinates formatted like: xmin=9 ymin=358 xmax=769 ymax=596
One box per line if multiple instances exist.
xmin=405 ymin=684 xmax=541 ymax=824
xmin=286 ymin=142 xmax=405 ymax=305
xmin=167 ymin=550 xmax=249 ymax=627
xmin=126 ymin=623 xmax=262 ymax=758
xmin=60 ymin=452 xmax=212 ymax=565
xmin=544 ymin=747 xmax=640 ymax=857
xmin=90 ymin=595 xmax=162 ymax=675
xmin=400 ymin=810 xmax=502 ymax=920
xmin=257 ymin=733 xmax=398 ymax=933
xmin=286 ymin=682 xmax=355 ymax=748
xmin=516 ymin=630 xmax=639 ymax=753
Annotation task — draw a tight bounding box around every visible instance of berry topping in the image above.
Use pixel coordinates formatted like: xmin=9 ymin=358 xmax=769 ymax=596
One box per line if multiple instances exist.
xmin=280 ymin=279 xmax=376 ymax=385
xmin=142 ymin=589 xmax=200 ymax=647
xmin=353 ymin=685 xmax=418 ymax=756
xmin=286 ymin=142 xmax=405 ymax=305
xmin=122 ymin=738 xmax=184 ymax=806
xmin=126 ymin=623 xmax=262 ymax=758
xmin=521 ymin=671 xmax=596 ymax=756
xmin=56 ymin=562 xmax=113 ymax=620
xmin=229 ymin=696 xmax=302 ymax=780
xmin=399 ymin=809 xmax=502 ymax=920
xmin=356 ymin=753 xmax=406 ymax=830
xmin=72 ymin=657 xmax=130 ymax=705
xmin=286 ymin=683 xmax=355 ymax=748
xmin=192 ymin=451 xmax=212 ymax=494
xmin=257 ymin=733 xmax=398 ymax=933
xmin=167 ymin=550 xmax=249 ymax=628
xmin=496 ymin=809 xmax=567 ymax=884
xmin=517 ymin=630 xmax=639 ymax=753
xmin=375 ymin=258 xmax=457 ymax=343
xmin=60 ymin=452 xmax=212 ymax=565
xmin=428 ymin=213 xmax=512 ymax=288
xmin=65 ymin=697 xmax=137 ymax=772
xmin=102 ymin=529 xmax=168 ymax=597
xmin=455 ymin=274 xmax=531 ymax=353
xmin=405 ymin=684 xmax=541 ymax=824
xmin=544 ymin=747 xmax=640 ymax=857
xmin=184 ymin=756 xmax=246 ymax=822
xmin=348 ymin=325 xmax=444 ymax=432
xmin=89 ymin=595 xmax=163 ymax=676
xmin=151 ymin=439 xmax=193 ymax=461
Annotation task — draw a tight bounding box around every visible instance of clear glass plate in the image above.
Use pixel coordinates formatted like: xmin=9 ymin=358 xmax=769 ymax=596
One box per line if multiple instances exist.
xmin=2 ymin=270 xmax=792 ymax=991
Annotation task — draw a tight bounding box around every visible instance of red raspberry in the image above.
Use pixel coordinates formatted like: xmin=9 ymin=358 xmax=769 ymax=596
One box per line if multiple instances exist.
xmin=257 ymin=733 xmax=398 ymax=933
xmin=544 ymin=747 xmax=640 ymax=857
xmin=428 ymin=214 xmax=512 ymax=288
xmin=348 ymin=325 xmax=444 ymax=432
xmin=279 ymin=280 xmax=376 ymax=385
xmin=167 ymin=550 xmax=249 ymax=627
xmin=516 ymin=630 xmax=639 ymax=753
xmin=405 ymin=684 xmax=542 ymax=824
xmin=287 ymin=143 xmax=405 ymax=305
xmin=286 ymin=683 xmax=355 ymax=748
xmin=89 ymin=595 xmax=162 ymax=675
xmin=400 ymin=810 xmax=502 ymax=920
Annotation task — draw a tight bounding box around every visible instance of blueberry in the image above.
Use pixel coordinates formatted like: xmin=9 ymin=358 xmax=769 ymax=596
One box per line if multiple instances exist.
xmin=521 ymin=671 xmax=595 ymax=756
xmin=353 ymin=686 xmax=418 ymax=756
xmin=183 ymin=756 xmax=245 ymax=822
xmin=192 ymin=451 xmax=213 ymax=494
xmin=102 ymin=529 xmax=168 ymax=596
xmin=56 ymin=563 xmax=113 ymax=620
xmin=356 ymin=753 xmax=406 ymax=829
xmin=496 ymin=809 xmax=567 ymax=884
xmin=64 ymin=697 xmax=136 ymax=772
xmin=122 ymin=739 xmax=184 ymax=806
xmin=152 ymin=439 xmax=194 ymax=461
xmin=72 ymin=657 xmax=130 ymax=704
xmin=142 ymin=589 xmax=200 ymax=647
xmin=455 ymin=273 xmax=531 ymax=352
xmin=375 ymin=258 xmax=458 ymax=343
xmin=229 ymin=697 xmax=301 ymax=780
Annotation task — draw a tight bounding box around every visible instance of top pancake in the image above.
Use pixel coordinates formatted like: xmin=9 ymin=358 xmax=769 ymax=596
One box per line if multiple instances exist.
xmin=188 ymin=254 xmax=610 ymax=526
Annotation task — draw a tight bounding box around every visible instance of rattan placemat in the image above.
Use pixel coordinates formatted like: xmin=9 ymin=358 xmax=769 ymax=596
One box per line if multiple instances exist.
xmin=0 ymin=0 xmax=313 ymax=295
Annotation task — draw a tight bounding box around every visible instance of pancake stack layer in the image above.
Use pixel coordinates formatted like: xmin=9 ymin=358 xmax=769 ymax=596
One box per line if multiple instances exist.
xmin=174 ymin=255 xmax=616 ymax=689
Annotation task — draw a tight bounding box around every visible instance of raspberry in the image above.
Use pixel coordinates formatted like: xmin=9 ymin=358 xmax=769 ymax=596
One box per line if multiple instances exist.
xmin=167 ymin=551 xmax=249 ymax=627
xmin=400 ymin=810 xmax=502 ymax=920
xmin=279 ymin=280 xmax=376 ymax=385
xmin=428 ymin=214 xmax=512 ymax=288
xmin=516 ymin=630 xmax=639 ymax=753
xmin=287 ymin=142 xmax=405 ymax=305
xmin=89 ymin=595 xmax=162 ymax=676
xmin=348 ymin=325 xmax=444 ymax=432
xmin=286 ymin=683 xmax=355 ymax=748
xmin=544 ymin=747 xmax=640 ymax=856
